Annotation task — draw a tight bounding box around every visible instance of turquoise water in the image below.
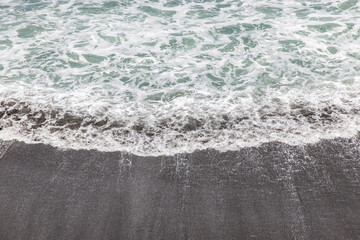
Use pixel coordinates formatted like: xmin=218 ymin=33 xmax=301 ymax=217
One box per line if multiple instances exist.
xmin=0 ymin=0 xmax=360 ymax=155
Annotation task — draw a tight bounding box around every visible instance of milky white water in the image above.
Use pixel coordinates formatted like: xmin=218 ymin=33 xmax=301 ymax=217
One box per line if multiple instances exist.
xmin=0 ymin=0 xmax=360 ymax=155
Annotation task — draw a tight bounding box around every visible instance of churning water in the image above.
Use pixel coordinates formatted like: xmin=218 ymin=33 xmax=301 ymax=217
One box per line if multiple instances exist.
xmin=0 ymin=0 xmax=359 ymax=155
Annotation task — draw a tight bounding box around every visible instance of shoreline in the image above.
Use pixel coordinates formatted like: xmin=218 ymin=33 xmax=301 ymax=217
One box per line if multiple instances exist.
xmin=0 ymin=138 xmax=360 ymax=239
xmin=2 ymin=98 xmax=360 ymax=156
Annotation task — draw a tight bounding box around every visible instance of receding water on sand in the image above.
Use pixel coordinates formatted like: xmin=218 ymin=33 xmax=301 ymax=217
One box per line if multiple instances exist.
xmin=0 ymin=137 xmax=360 ymax=239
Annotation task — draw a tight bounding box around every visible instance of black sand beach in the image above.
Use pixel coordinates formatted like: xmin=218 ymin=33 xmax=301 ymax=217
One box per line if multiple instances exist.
xmin=0 ymin=138 xmax=360 ymax=240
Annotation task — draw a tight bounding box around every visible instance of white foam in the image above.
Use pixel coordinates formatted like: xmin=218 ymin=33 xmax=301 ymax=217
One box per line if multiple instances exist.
xmin=1 ymin=87 xmax=360 ymax=156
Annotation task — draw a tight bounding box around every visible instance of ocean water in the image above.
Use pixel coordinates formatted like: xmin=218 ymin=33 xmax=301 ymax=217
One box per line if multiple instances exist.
xmin=0 ymin=0 xmax=359 ymax=155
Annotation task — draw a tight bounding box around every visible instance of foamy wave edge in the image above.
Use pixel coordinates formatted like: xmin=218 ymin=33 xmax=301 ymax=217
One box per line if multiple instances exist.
xmin=1 ymin=94 xmax=360 ymax=156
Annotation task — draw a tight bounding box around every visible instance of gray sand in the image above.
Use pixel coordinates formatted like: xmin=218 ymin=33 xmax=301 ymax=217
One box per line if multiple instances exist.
xmin=0 ymin=139 xmax=360 ymax=240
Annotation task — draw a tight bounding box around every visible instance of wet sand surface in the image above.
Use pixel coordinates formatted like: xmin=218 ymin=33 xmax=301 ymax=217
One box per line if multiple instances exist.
xmin=0 ymin=139 xmax=360 ymax=240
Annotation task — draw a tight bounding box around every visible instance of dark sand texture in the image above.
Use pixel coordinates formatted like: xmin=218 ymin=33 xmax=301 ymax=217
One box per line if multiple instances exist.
xmin=0 ymin=139 xmax=360 ymax=240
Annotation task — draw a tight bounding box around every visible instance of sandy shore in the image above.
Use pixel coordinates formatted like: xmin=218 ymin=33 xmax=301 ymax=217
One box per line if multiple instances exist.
xmin=0 ymin=138 xmax=360 ymax=239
